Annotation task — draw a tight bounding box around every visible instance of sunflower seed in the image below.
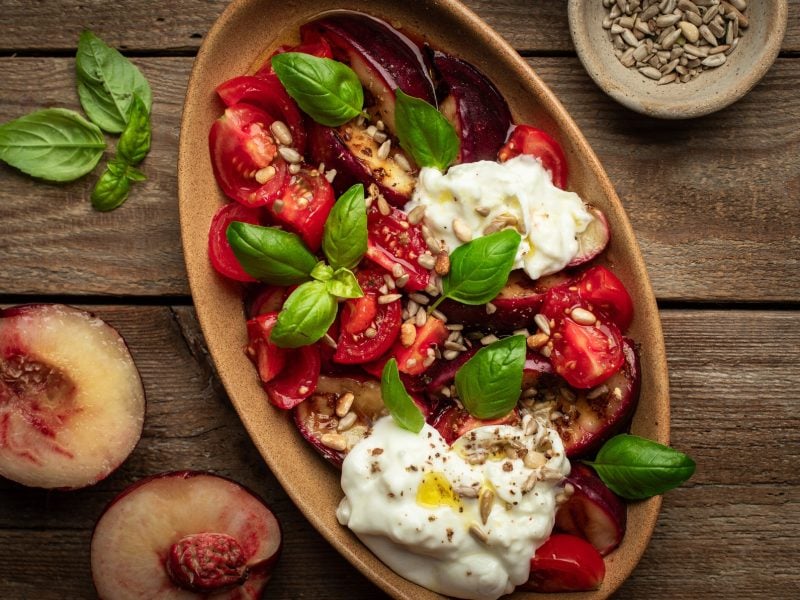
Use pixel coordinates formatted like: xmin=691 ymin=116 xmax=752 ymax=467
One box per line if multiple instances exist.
xmin=376 ymin=195 xmax=391 ymax=216
xmin=431 ymin=309 xmax=448 ymax=322
xmin=709 ymin=44 xmax=730 ymax=54
xmin=372 ymin=131 xmax=388 ymax=144
xmin=479 ymin=488 xmax=495 ymax=525
xmin=452 ymin=218 xmax=473 ymax=243
xmin=702 ymin=53 xmax=727 ymax=67
xmin=320 ymin=433 xmax=347 ymax=451
xmin=395 ymin=273 xmax=410 ymax=288
xmin=336 ymin=392 xmax=355 ymax=417
xmin=655 ymin=13 xmax=681 ymax=27
xmin=415 ymin=308 xmax=427 ymax=327
xmin=469 ymin=522 xmax=490 ymax=545
xmin=480 ymin=334 xmax=499 ymax=346
xmin=324 ymin=168 xmax=337 ymax=183
xmin=377 ymin=139 xmax=392 ymax=160
xmin=534 ymin=314 xmax=551 ymax=336
xmin=485 ymin=302 xmax=497 ymax=315
xmin=255 ymin=166 xmax=276 ymax=184
xmin=417 ymin=253 xmax=436 ymax=270
xmin=570 ymin=307 xmax=597 ymax=325
xmin=703 ymin=4 xmax=720 ymax=23
xmin=378 ymin=294 xmax=402 ymax=304
xmin=526 ymin=332 xmax=549 ymax=350
xmin=394 ymin=152 xmax=413 ymax=172
xmin=278 ymin=146 xmax=302 ymax=164
xmin=337 ymin=412 xmax=357 ymax=432
xmin=270 ymin=120 xmax=293 ymax=146
xmin=443 ymin=349 xmax=459 ymax=360
xmin=660 ymin=28 xmax=682 ymax=49
xmin=407 ymin=205 xmax=426 ymax=225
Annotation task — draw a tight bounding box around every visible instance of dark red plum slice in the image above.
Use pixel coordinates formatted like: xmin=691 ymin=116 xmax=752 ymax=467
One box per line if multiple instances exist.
xmin=556 ymin=463 xmax=627 ymax=556
xmin=432 ymin=50 xmax=512 ymax=163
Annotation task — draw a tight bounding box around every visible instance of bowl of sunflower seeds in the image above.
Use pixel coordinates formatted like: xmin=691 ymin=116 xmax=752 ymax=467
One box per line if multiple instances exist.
xmin=568 ymin=0 xmax=787 ymax=118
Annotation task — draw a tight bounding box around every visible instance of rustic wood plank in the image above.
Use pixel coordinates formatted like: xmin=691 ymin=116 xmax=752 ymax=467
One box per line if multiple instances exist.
xmin=1 ymin=56 xmax=797 ymax=301
xmin=0 ymin=306 xmax=797 ymax=598
xmin=2 ymin=0 xmax=799 ymax=53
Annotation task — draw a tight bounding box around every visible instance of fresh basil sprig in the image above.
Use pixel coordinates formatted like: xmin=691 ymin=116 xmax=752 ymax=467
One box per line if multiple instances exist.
xmin=270 ymin=281 xmax=338 ymax=348
xmin=271 ymin=53 xmax=363 ymax=127
xmin=326 ymin=268 xmax=363 ymax=299
xmin=76 ymin=30 xmax=153 ymax=133
xmin=455 ymin=335 xmax=526 ymax=419
xmin=0 ymin=108 xmax=106 ymax=182
xmin=381 ymin=358 xmax=424 ymax=434
xmin=92 ymin=95 xmax=152 ymax=211
xmin=584 ymin=434 xmax=696 ymax=500
xmin=227 ymin=222 xmax=318 ymax=285
xmin=395 ymin=89 xmax=459 ymax=172
xmin=323 ymin=184 xmax=367 ymax=270
xmin=431 ymin=229 xmax=521 ymax=309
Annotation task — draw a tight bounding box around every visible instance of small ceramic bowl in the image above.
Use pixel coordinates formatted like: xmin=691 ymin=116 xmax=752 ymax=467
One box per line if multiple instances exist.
xmin=568 ymin=0 xmax=787 ymax=119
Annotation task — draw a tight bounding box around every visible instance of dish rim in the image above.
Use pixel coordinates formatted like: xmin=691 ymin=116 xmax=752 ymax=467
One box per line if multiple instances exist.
xmin=178 ymin=1 xmax=670 ymax=598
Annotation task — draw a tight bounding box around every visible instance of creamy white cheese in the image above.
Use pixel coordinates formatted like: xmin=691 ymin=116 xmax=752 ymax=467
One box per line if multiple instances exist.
xmin=405 ymin=155 xmax=594 ymax=280
xmin=337 ymin=417 xmax=570 ymax=600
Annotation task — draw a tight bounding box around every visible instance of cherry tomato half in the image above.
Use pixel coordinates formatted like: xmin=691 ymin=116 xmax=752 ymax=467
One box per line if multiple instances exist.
xmin=208 ymin=202 xmax=262 ymax=282
xmin=244 ymin=312 xmax=287 ymax=384
xmin=393 ymin=317 xmax=449 ymax=375
xmin=216 ymin=75 xmax=306 ymax=154
xmin=264 ymin=344 xmax=321 ymax=410
xmin=577 ymin=266 xmax=634 ymax=332
xmin=365 ymin=204 xmax=431 ymax=292
xmin=521 ymin=534 xmax=606 ymax=593
xmin=498 ymin=125 xmax=568 ymax=189
xmin=550 ymin=317 xmax=624 ymax=390
xmin=334 ymin=270 xmax=401 ymax=365
xmin=209 ymin=104 xmax=288 ymax=207
xmin=431 ymin=404 xmax=520 ymax=445
xmin=266 ymin=168 xmax=335 ymax=252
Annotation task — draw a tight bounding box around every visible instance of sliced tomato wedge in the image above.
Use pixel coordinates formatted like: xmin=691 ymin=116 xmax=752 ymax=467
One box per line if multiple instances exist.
xmin=208 ymin=202 xmax=262 ymax=282
xmin=393 ymin=317 xmax=449 ymax=375
xmin=244 ymin=312 xmax=287 ymax=384
xmin=246 ymin=285 xmax=292 ymax=317
xmin=521 ymin=534 xmax=606 ymax=592
xmin=264 ymin=344 xmax=321 ymax=409
xmin=216 ymin=75 xmax=306 ymax=154
xmin=498 ymin=125 xmax=568 ymax=189
xmin=334 ymin=270 xmax=401 ymax=365
xmin=209 ymin=104 xmax=289 ymax=206
xmin=550 ymin=317 xmax=624 ymax=389
xmin=576 ymin=266 xmax=634 ymax=332
xmin=430 ymin=404 xmax=520 ymax=445
xmin=365 ymin=205 xmax=431 ymax=292
xmin=265 ymin=168 xmax=334 ymax=252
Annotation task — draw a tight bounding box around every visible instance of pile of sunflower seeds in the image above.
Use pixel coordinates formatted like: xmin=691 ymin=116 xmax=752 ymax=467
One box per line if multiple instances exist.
xmin=602 ymin=0 xmax=749 ymax=85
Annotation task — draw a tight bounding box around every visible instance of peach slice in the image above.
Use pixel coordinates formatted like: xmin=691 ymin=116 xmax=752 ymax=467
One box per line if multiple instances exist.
xmin=91 ymin=471 xmax=282 ymax=599
xmin=0 ymin=304 xmax=145 ymax=489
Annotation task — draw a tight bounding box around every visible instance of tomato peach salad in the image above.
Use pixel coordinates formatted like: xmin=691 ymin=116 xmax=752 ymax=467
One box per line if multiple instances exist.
xmin=207 ymin=12 xmax=638 ymax=597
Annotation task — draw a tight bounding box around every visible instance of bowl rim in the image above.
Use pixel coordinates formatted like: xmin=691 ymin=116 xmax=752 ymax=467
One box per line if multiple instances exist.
xmin=178 ymin=1 xmax=670 ymax=598
xmin=567 ymin=0 xmax=788 ymax=119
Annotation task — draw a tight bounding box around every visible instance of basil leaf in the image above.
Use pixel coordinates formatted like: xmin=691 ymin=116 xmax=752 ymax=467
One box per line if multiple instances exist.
xmin=271 ymin=53 xmax=363 ymax=127
xmin=394 ymin=89 xmax=459 ymax=171
xmin=323 ymin=184 xmax=367 ymax=270
xmin=117 ymin=94 xmax=151 ymax=165
xmin=227 ymin=222 xmax=317 ymax=285
xmin=311 ymin=262 xmax=334 ymax=282
xmin=381 ymin=358 xmax=424 ymax=434
xmin=0 ymin=108 xmax=106 ymax=182
xmin=437 ymin=229 xmax=521 ymax=306
xmin=585 ymin=435 xmax=696 ymax=500
xmin=91 ymin=160 xmax=132 ymax=212
xmin=455 ymin=335 xmax=526 ymax=419
xmin=270 ymin=281 xmax=338 ymax=348
xmin=326 ymin=268 xmax=363 ymax=299
xmin=76 ymin=30 xmax=153 ymax=133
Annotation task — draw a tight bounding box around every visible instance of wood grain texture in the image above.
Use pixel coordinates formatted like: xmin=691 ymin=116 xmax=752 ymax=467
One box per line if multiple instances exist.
xmin=1 ymin=56 xmax=797 ymax=301
xmin=0 ymin=306 xmax=797 ymax=598
xmin=1 ymin=0 xmax=798 ymax=53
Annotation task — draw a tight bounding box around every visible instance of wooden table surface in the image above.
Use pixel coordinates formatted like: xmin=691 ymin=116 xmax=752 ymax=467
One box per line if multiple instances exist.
xmin=1 ymin=1 xmax=798 ymax=598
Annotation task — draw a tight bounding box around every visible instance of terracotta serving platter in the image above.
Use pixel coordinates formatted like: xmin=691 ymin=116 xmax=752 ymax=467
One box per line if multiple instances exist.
xmin=178 ymin=1 xmax=670 ymax=598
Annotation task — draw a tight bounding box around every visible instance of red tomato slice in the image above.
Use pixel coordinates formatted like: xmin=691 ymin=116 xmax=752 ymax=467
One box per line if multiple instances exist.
xmin=264 ymin=344 xmax=321 ymax=409
xmin=335 ymin=270 xmax=401 ymax=365
xmin=244 ymin=312 xmax=287 ymax=384
xmin=209 ymin=104 xmax=289 ymax=206
xmin=208 ymin=202 xmax=262 ymax=282
xmin=215 ymin=75 xmax=306 ymax=154
xmin=550 ymin=317 xmax=624 ymax=389
xmin=365 ymin=205 xmax=431 ymax=292
xmin=267 ymin=168 xmax=335 ymax=252
xmin=498 ymin=125 xmax=568 ymax=189
xmin=393 ymin=317 xmax=449 ymax=376
xmin=431 ymin=404 xmax=520 ymax=445
xmin=577 ymin=266 xmax=634 ymax=332
xmin=521 ymin=534 xmax=606 ymax=592
xmin=246 ymin=285 xmax=292 ymax=317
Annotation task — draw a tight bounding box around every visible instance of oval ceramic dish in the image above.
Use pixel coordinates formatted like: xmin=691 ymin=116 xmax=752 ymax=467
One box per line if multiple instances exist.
xmin=178 ymin=1 xmax=670 ymax=598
